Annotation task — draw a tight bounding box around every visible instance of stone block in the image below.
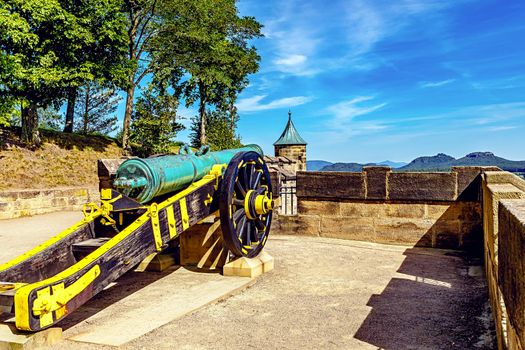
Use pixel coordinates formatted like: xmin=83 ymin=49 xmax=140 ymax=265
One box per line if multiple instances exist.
xmin=136 ymin=252 xmax=177 ymax=272
xmin=0 ymin=323 xmax=62 ymax=349
xmin=223 ymin=251 xmax=274 ymax=278
xmin=340 ymin=202 xmax=386 ymax=218
xmin=298 ymin=200 xmax=340 ymax=216
xmin=374 ymin=217 xmax=433 ymax=246
xmin=388 ymin=172 xmax=457 ymax=201
xmin=179 ymin=218 xmax=228 ymax=269
xmin=15 ymin=190 xmax=41 ymax=200
xmin=320 ymin=216 xmax=375 ymax=242
xmin=276 ymin=215 xmax=320 ymax=236
xmin=296 ymin=171 xmax=366 ymax=200
xmin=364 ymin=166 xmax=391 ymax=200
xmin=384 ymin=203 xmax=425 ymax=218
xmin=426 ymin=204 xmax=451 ymax=219
xmin=453 ymin=166 xmax=495 ymax=201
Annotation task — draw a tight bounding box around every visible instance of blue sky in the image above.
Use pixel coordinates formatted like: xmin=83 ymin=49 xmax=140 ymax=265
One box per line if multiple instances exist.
xmin=121 ymin=0 xmax=525 ymax=163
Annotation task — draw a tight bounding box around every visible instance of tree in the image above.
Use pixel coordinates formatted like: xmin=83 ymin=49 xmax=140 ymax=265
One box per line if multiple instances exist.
xmin=155 ymin=0 xmax=262 ymax=147
xmin=129 ymin=86 xmax=184 ymax=157
xmin=189 ymin=108 xmax=241 ymax=151
xmin=39 ymin=107 xmax=64 ymax=131
xmin=0 ymin=0 xmax=127 ymax=145
xmin=60 ymin=0 xmax=129 ymax=133
xmin=120 ymin=0 xmax=159 ymax=151
xmin=74 ymin=82 xmax=120 ymax=135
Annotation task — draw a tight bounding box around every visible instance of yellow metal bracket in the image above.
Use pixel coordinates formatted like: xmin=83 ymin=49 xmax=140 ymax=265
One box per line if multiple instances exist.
xmin=29 ymin=264 xmax=101 ymax=328
xmin=149 ymin=203 xmax=163 ymax=251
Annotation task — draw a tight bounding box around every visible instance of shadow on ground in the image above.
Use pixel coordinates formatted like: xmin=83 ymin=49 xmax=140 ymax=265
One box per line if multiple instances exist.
xmin=355 ymin=203 xmax=494 ymax=350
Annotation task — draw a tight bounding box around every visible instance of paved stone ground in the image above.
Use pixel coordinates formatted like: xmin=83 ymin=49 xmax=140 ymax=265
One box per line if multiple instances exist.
xmin=0 ymin=212 xmax=495 ymax=349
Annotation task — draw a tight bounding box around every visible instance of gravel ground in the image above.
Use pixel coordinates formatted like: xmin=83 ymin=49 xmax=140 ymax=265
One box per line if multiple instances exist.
xmin=0 ymin=213 xmax=495 ymax=349
xmin=56 ymin=235 xmax=495 ymax=350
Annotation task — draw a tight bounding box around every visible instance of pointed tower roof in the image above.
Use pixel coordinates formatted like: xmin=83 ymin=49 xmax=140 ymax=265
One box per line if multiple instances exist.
xmin=273 ymin=111 xmax=307 ymax=146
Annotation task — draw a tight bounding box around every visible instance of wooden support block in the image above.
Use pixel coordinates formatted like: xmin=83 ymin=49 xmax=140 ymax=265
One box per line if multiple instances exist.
xmin=135 ymin=253 xmax=177 ymax=272
xmin=223 ymin=252 xmax=274 ymax=278
xmin=179 ymin=214 xmax=228 ymax=270
xmin=0 ymin=323 xmax=62 ymax=350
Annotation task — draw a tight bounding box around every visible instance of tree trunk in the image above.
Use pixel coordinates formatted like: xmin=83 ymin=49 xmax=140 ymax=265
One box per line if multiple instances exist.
xmin=122 ymin=82 xmax=135 ymax=152
xmin=199 ymin=82 xmax=207 ymax=146
xmin=63 ymin=88 xmax=77 ymax=133
xmin=83 ymin=84 xmax=90 ymax=134
xmin=21 ymin=102 xmax=40 ymax=146
xmin=229 ymin=100 xmax=236 ymax=133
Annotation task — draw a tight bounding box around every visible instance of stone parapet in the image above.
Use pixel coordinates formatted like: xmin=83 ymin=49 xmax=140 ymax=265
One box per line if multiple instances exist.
xmin=297 ymin=166 xmax=499 ymax=202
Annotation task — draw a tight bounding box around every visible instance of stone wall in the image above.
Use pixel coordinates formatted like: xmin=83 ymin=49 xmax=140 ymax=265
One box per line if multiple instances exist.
xmin=274 ymin=145 xmax=306 ymax=172
xmin=0 ymin=187 xmax=99 ymax=220
xmin=275 ymin=166 xmax=499 ymax=251
xmin=483 ymin=171 xmax=525 ymax=350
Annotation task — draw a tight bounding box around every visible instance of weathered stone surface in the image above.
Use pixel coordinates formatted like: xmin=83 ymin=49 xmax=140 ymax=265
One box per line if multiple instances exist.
xmin=388 ymin=172 xmax=457 ymax=201
xmin=0 ymin=187 xmax=98 ymax=220
xmin=274 ymin=214 xmax=320 ymax=236
xmin=297 ymin=171 xmax=366 ymax=200
xmin=499 ymin=199 xmax=525 ymax=344
xmin=298 ymin=199 xmax=340 ymax=216
xmin=0 ymin=324 xmax=62 ymax=349
xmin=364 ymin=166 xmax=391 ymax=200
xmin=375 ymin=218 xmax=433 ymax=246
xmin=384 ymin=203 xmax=426 ymax=218
xmin=340 ymin=202 xmax=386 ymax=218
xmin=451 ymin=166 xmax=498 ymax=200
xmin=274 ymin=145 xmax=306 ymax=172
xmin=320 ymin=216 xmax=375 ymax=242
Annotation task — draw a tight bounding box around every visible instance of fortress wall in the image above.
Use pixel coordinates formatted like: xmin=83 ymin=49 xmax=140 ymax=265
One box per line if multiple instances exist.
xmin=275 ymin=166 xmax=498 ymax=251
xmin=0 ymin=187 xmax=99 ymax=220
xmin=483 ymin=171 xmax=525 ymax=350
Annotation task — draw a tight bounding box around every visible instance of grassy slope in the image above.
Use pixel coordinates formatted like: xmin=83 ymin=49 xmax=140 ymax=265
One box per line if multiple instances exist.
xmin=0 ymin=128 xmax=123 ymax=190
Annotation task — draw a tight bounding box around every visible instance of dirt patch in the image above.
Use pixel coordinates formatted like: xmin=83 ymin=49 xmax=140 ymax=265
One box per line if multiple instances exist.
xmin=0 ymin=128 xmax=123 ymax=190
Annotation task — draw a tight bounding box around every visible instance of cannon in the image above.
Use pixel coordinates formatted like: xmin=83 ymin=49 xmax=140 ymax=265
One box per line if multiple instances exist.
xmin=0 ymin=145 xmax=274 ymax=331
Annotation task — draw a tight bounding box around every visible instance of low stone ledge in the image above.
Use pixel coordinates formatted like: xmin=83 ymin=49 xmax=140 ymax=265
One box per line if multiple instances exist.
xmin=0 ymin=187 xmax=99 ymax=220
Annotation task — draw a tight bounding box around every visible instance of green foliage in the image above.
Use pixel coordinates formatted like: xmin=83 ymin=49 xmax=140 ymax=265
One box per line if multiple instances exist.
xmin=0 ymin=0 xmax=129 ymax=143
xmin=190 ymin=109 xmax=241 ymax=151
xmin=130 ymin=87 xmax=184 ymax=157
xmin=0 ymin=98 xmax=18 ymax=126
xmin=74 ymin=82 xmax=120 ymax=135
xmin=154 ymin=0 xmax=262 ymax=144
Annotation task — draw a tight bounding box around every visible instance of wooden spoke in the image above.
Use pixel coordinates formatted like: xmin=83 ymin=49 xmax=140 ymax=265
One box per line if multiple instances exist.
xmin=252 ymin=171 xmax=262 ymax=190
xmin=235 ymin=180 xmax=246 ymax=198
xmin=233 ymin=198 xmax=244 ymax=206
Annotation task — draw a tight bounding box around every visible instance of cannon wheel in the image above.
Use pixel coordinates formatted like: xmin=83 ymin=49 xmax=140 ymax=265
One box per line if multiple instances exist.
xmin=219 ymin=151 xmax=273 ymax=258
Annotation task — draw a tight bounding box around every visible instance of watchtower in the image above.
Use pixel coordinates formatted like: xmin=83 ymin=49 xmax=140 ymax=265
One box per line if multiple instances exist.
xmin=274 ymin=111 xmax=307 ymax=172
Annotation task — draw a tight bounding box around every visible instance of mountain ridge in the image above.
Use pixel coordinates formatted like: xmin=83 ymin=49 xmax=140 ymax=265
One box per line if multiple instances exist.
xmin=313 ymin=152 xmax=525 ymax=173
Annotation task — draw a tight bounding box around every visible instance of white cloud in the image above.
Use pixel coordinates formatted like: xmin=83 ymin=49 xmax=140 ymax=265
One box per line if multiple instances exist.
xmin=420 ymin=79 xmax=456 ymax=88
xmin=327 ymin=96 xmax=387 ymax=123
xmin=274 ymin=54 xmax=307 ymax=66
xmin=487 ymin=126 xmax=517 ymax=132
xmin=236 ymin=95 xmax=313 ymax=113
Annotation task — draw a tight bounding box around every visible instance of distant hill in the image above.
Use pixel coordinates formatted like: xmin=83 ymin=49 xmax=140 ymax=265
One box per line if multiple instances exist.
xmin=377 ymin=160 xmax=408 ymax=168
xmin=399 ymin=153 xmax=456 ymax=171
xmin=320 ymin=162 xmax=375 ymax=172
xmin=307 ymin=160 xmax=333 ymax=171
xmin=314 ymin=152 xmax=525 ymax=173
xmin=399 ymin=152 xmax=525 ymax=172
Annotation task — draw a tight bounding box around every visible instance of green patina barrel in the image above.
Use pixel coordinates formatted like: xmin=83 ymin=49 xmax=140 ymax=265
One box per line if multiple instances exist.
xmin=113 ymin=144 xmax=264 ymax=203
